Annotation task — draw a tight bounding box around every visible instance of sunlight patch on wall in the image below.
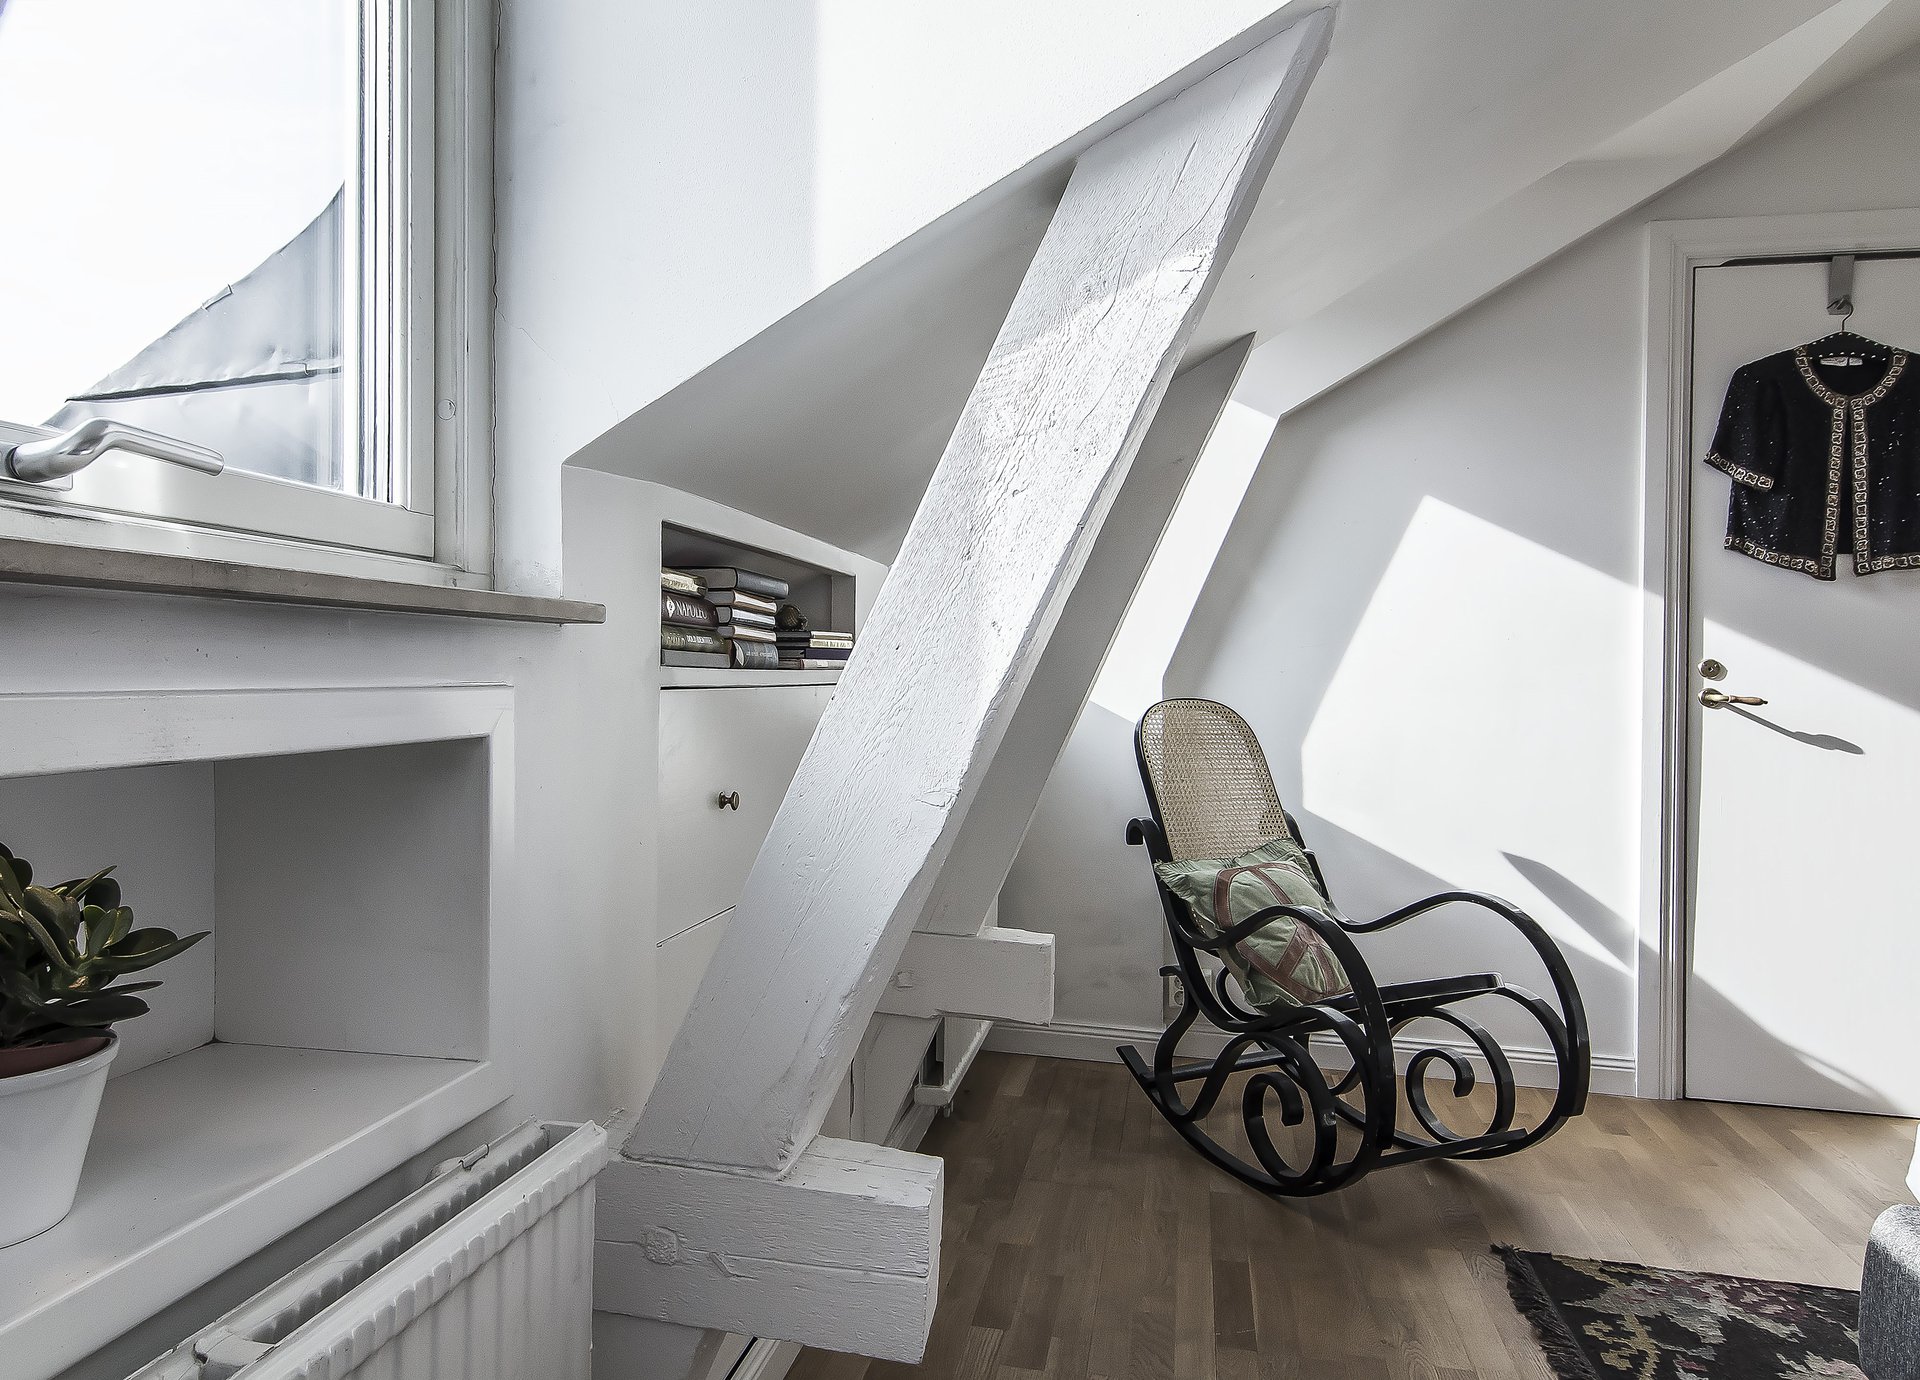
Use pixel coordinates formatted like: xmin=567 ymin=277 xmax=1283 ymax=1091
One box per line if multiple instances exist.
xmin=1091 ymin=398 xmax=1278 ymax=721
xmin=1301 ymin=496 xmax=1637 ymax=971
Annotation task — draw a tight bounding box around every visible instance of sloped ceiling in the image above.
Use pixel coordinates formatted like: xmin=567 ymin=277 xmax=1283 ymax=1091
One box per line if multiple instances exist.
xmin=571 ymin=0 xmax=1920 ymax=561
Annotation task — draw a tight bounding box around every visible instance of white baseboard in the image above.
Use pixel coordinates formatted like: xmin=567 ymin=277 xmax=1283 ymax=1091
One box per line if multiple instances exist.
xmin=727 ymin=1338 xmax=801 ymax=1380
xmin=986 ymin=1016 xmax=1221 ymax=1064
xmin=986 ymin=1017 xmax=1637 ymax=1097
xmin=887 ymin=1099 xmax=941 ymax=1152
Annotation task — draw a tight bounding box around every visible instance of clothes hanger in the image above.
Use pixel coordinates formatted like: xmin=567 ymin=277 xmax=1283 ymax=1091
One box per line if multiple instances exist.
xmin=1809 ymin=254 xmax=1892 ymax=368
xmin=1809 ymin=315 xmax=1888 ymax=369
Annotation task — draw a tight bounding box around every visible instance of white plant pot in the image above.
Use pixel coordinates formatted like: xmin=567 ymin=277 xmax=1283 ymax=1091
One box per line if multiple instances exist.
xmin=0 ymin=1035 xmax=117 ymax=1248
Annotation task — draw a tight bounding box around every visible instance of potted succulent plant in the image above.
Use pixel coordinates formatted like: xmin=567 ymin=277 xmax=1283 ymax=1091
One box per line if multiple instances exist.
xmin=0 ymin=842 xmax=206 ymax=1247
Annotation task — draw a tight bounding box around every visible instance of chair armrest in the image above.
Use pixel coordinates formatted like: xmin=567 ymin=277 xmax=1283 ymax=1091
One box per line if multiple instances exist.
xmin=1343 ymin=891 xmax=1587 ymax=1036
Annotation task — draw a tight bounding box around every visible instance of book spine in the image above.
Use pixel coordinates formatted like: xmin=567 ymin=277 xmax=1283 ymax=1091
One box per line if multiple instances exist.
xmin=735 ymin=572 xmax=790 ymax=599
xmin=660 ymin=625 xmax=728 ymax=654
xmin=716 ymin=608 xmax=777 ymax=628
xmin=731 ymin=639 xmax=781 ymax=670
xmin=709 ymin=590 xmax=778 ymax=613
xmin=778 ymin=658 xmax=848 ymax=671
xmin=661 ymin=651 xmax=730 ymax=668
xmin=684 ymin=568 xmax=792 ymax=599
xmin=661 ymin=591 xmax=718 ymax=627
xmin=660 ymin=569 xmax=706 ymax=596
xmin=718 ymin=624 xmax=777 ymax=644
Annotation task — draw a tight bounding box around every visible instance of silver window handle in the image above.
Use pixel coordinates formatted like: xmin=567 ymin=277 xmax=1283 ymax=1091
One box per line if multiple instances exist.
xmin=5 ymin=418 xmax=224 ymax=490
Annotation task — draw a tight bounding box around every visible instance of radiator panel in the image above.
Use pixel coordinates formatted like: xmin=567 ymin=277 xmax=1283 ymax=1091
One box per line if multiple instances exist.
xmin=126 ymin=1121 xmax=607 ymax=1380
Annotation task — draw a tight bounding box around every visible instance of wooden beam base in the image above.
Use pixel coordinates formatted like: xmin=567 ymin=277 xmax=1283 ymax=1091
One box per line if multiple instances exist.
xmin=594 ymin=1138 xmax=942 ymax=1362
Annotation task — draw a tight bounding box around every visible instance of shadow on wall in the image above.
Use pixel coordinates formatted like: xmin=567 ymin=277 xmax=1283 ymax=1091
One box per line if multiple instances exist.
xmin=1001 ymin=700 xmax=1169 ymax=1032
xmin=1014 ymin=207 xmax=1920 ymax=1083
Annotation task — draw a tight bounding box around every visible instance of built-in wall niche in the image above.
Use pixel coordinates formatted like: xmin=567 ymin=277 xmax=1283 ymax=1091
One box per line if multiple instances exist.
xmin=661 ymin=521 xmax=857 ymax=678
xmin=0 ymin=742 xmax=489 ymax=1079
xmin=0 ymin=686 xmax=510 ymax=1379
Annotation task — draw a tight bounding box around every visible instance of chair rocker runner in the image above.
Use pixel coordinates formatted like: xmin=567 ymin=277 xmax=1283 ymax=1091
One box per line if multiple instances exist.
xmin=1121 ymin=699 xmax=1590 ymax=1196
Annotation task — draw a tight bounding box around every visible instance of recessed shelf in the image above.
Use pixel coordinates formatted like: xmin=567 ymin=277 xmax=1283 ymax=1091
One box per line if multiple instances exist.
xmin=660 ymin=666 xmax=842 ymax=689
xmin=659 ymin=518 xmax=859 ymax=683
xmin=0 ymin=1041 xmax=506 ymax=1380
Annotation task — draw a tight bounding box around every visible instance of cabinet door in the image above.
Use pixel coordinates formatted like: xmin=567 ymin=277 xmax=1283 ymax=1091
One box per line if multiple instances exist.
xmin=657 ymin=686 xmax=833 ymax=943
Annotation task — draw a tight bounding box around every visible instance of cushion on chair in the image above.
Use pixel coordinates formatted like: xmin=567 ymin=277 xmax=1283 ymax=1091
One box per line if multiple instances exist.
xmin=1154 ymin=837 xmax=1352 ymax=1010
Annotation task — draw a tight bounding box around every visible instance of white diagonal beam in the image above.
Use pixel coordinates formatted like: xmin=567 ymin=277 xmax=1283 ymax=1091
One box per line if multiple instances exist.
xmin=606 ymin=18 xmax=1329 ymax=1355
xmin=627 ymin=13 xmax=1329 ymax=1176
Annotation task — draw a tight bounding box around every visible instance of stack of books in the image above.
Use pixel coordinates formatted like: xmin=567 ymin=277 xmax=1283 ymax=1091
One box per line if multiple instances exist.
xmin=659 ymin=565 xmax=792 ymax=670
xmin=775 ymin=604 xmax=855 ymax=670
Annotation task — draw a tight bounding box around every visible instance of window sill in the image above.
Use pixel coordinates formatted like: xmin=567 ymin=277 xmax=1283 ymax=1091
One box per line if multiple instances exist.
xmin=0 ymin=535 xmax=604 ymax=625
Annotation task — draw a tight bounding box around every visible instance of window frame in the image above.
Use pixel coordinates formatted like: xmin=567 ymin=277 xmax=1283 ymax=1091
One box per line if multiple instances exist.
xmin=0 ymin=0 xmax=493 ymax=588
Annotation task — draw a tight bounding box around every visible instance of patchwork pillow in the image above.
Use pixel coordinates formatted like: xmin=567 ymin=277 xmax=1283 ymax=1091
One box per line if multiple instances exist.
xmin=1154 ymin=837 xmax=1351 ymax=1010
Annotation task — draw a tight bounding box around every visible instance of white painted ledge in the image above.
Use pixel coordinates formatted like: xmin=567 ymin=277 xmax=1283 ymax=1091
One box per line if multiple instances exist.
xmin=878 ymin=926 xmax=1054 ymax=1024
xmin=0 ymin=1042 xmax=506 ymax=1380
xmin=659 ymin=667 xmax=841 ymax=690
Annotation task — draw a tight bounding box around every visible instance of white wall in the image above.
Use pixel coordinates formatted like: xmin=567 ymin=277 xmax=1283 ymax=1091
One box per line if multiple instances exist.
xmin=1003 ymin=44 xmax=1920 ymax=1082
xmin=492 ymin=0 xmax=1296 ymax=590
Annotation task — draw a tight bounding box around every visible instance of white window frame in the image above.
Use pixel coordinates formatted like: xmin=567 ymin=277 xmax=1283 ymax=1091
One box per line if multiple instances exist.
xmin=0 ymin=0 xmax=493 ymax=588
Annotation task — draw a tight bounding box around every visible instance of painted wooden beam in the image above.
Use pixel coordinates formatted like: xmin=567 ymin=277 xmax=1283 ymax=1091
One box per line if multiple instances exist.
xmin=594 ymin=1139 xmax=941 ymax=1362
xmin=877 ymin=926 xmax=1054 ymax=1024
xmin=628 ymin=13 xmax=1331 ymax=1178
xmin=916 ymin=334 xmax=1254 ymax=936
xmin=606 ymin=12 xmax=1332 ymax=1361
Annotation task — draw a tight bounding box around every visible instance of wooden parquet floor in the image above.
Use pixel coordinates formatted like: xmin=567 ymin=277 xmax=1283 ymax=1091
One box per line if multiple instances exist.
xmin=787 ymin=1051 xmax=1915 ymax=1380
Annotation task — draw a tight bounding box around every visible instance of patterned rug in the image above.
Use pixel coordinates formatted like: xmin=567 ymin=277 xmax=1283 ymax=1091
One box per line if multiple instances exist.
xmin=1497 ymin=1247 xmax=1864 ymax=1380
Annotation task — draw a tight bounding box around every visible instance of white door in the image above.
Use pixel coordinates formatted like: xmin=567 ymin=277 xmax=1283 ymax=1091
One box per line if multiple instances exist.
xmin=1685 ymin=256 xmax=1920 ymax=1115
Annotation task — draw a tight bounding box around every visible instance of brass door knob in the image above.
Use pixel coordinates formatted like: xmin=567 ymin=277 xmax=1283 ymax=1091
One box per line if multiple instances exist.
xmin=717 ymin=790 xmax=740 ymax=810
xmin=1700 ymin=688 xmax=1767 ymax=709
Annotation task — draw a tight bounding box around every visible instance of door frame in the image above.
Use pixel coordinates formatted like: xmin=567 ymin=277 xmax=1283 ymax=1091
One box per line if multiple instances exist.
xmin=1636 ymin=208 xmax=1920 ymax=1098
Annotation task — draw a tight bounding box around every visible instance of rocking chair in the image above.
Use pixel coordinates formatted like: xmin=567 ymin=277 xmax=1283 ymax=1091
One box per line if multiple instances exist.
xmin=1121 ymin=699 xmax=1590 ymax=1196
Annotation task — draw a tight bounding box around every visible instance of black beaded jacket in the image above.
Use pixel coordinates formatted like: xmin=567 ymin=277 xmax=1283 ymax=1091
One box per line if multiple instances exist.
xmin=1705 ymin=341 xmax=1918 ymax=579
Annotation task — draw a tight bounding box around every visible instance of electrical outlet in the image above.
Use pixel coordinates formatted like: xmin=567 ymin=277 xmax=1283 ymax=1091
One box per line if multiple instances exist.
xmin=1163 ymin=972 xmax=1186 ymax=1013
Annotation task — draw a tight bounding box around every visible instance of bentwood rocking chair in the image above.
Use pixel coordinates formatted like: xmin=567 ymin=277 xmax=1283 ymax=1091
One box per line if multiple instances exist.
xmin=1121 ymin=699 xmax=1590 ymax=1197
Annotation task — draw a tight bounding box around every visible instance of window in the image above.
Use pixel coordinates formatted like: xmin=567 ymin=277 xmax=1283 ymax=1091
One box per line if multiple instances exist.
xmin=0 ymin=0 xmax=489 ymax=582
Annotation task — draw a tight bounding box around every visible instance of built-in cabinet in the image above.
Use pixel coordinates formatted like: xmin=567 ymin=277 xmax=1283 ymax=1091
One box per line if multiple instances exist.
xmin=635 ymin=486 xmax=961 ymax=1150
xmin=655 ymin=683 xmax=833 ymax=1049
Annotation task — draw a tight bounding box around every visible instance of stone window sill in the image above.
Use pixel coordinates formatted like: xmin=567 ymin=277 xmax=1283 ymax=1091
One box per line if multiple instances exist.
xmin=0 ymin=536 xmax=604 ymax=625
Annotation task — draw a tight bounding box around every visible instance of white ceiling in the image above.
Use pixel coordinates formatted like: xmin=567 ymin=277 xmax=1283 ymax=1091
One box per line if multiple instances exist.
xmin=571 ymin=0 xmax=1920 ymax=561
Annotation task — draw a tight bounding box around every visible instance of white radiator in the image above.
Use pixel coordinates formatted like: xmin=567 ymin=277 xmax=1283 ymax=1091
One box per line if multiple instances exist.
xmin=127 ymin=1120 xmax=608 ymax=1380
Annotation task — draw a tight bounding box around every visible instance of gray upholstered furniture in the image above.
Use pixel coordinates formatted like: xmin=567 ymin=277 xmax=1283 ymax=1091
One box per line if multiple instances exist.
xmin=1862 ymin=1204 xmax=1920 ymax=1379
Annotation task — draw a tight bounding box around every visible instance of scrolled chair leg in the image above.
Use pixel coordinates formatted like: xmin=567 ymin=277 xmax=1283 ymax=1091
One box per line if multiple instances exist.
xmin=1118 ymin=982 xmax=1396 ymax=1197
xmin=1380 ymin=980 xmax=1588 ymax=1162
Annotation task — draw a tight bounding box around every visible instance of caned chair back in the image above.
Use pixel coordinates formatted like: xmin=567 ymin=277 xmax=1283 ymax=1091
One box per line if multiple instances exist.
xmin=1136 ymin=699 xmax=1294 ymax=863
